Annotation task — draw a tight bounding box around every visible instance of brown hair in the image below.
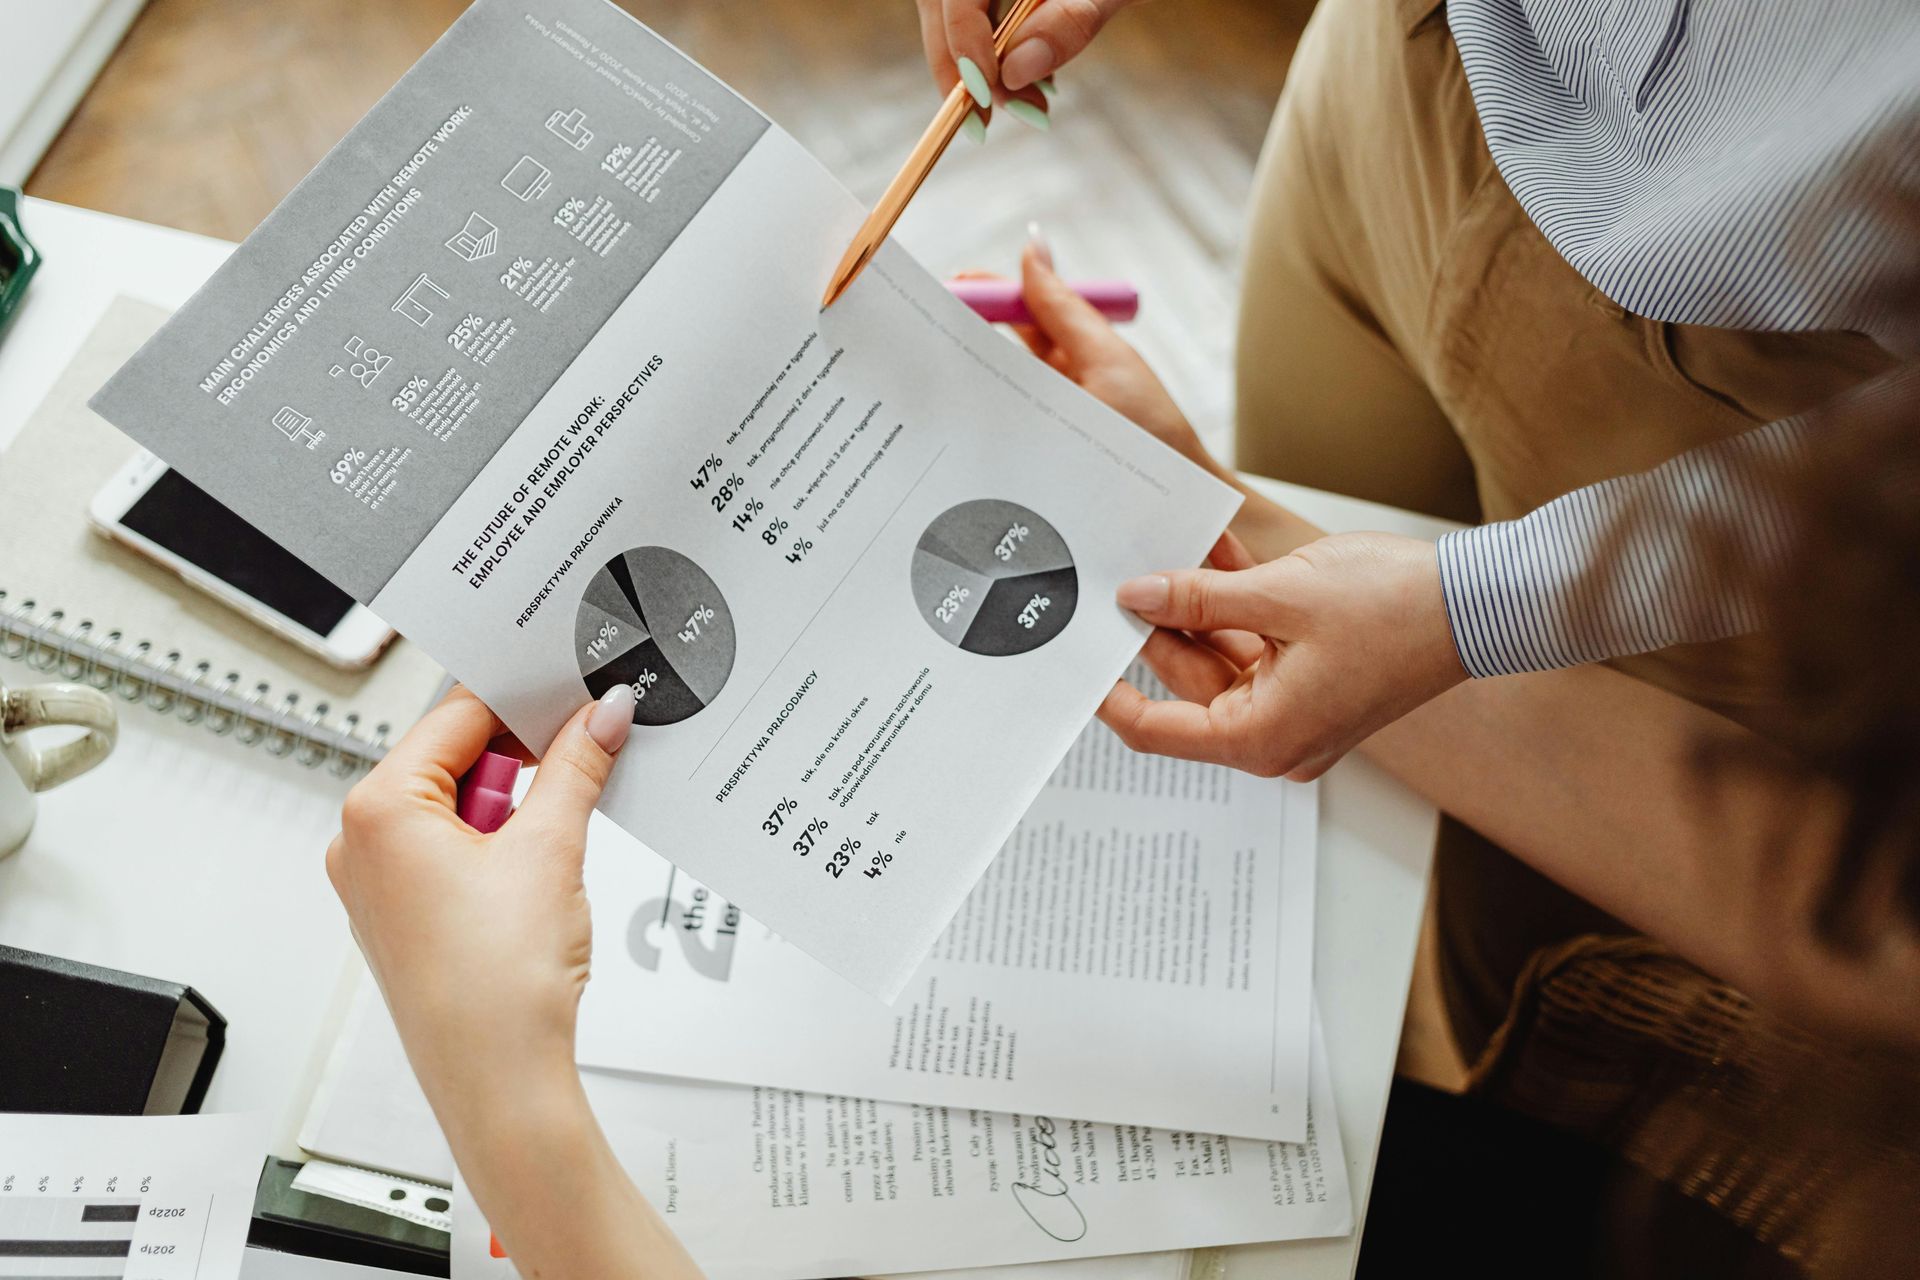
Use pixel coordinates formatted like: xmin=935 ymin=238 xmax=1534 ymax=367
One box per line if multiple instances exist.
xmin=1748 ymin=364 xmax=1920 ymax=945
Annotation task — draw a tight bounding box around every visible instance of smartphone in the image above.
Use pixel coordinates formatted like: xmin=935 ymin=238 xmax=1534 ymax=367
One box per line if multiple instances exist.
xmin=89 ymin=453 xmax=395 ymax=669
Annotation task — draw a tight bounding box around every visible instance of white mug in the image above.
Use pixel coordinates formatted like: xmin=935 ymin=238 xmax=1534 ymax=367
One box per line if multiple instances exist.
xmin=1 ymin=678 xmax=118 ymax=858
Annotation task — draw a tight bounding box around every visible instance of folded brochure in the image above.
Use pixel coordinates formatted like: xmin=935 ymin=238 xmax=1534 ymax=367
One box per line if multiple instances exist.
xmin=90 ymin=0 xmax=1238 ymax=998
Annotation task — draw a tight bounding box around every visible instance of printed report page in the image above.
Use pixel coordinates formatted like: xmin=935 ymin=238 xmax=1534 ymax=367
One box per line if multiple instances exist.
xmin=575 ymin=690 xmax=1320 ymax=1142
xmin=89 ymin=0 xmax=1239 ymax=998
xmin=454 ymin=1020 xmax=1349 ymax=1279
xmin=313 ymin=979 xmax=1348 ymax=1277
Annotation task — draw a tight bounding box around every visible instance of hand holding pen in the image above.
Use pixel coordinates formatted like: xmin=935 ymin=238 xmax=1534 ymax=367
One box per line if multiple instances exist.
xmin=914 ymin=0 xmax=1140 ymax=108
xmin=827 ymin=0 xmax=1149 ymax=311
xmin=825 ymin=0 xmax=1053 ymax=307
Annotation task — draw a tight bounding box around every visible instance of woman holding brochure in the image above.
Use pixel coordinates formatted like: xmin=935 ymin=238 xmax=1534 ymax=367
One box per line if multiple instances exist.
xmin=323 ymin=3 xmax=1918 ymax=1272
xmin=327 ymin=247 xmax=1920 ymax=1274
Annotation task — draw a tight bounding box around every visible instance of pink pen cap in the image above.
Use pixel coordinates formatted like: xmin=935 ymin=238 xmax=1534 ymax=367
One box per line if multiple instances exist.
xmin=456 ymin=750 xmax=522 ymax=835
xmin=946 ymin=278 xmax=1139 ymax=325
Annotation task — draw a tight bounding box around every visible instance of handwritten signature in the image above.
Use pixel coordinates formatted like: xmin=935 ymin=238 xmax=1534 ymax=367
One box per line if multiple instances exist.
xmin=1011 ymin=1115 xmax=1088 ymax=1243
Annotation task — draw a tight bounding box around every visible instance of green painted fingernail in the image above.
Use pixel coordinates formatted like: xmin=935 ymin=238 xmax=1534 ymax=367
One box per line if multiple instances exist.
xmin=956 ymin=56 xmax=993 ymax=109
xmin=960 ymin=110 xmax=988 ymax=144
xmin=1004 ymin=99 xmax=1051 ymax=133
xmin=1037 ymin=76 xmax=1058 ymax=99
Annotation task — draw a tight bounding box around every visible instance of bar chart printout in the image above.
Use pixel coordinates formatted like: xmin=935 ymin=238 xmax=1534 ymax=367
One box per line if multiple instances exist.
xmin=0 ymin=1112 xmax=264 ymax=1280
xmin=0 ymin=1197 xmax=146 ymax=1277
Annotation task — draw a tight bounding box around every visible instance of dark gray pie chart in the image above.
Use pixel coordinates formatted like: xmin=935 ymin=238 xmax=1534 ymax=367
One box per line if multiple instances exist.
xmin=576 ymin=547 xmax=735 ymax=725
xmin=911 ymin=499 xmax=1076 ymax=656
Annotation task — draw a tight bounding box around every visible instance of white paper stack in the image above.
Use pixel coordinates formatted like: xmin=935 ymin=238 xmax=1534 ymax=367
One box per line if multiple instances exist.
xmin=571 ymin=667 xmax=1321 ymax=1144
xmin=303 ymin=682 xmax=1349 ymax=1279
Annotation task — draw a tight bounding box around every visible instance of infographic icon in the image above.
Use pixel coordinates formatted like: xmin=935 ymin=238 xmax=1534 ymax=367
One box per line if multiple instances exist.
xmin=576 ymin=547 xmax=735 ymax=725
xmin=910 ymin=500 xmax=1077 ymax=656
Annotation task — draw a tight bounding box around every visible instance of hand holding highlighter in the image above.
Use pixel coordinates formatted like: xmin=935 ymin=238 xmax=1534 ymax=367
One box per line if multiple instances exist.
xmin=946 ymin=277 xmax=1138 ymax=325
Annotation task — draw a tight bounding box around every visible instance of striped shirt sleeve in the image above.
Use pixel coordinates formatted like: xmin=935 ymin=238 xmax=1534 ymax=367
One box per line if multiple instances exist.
xmin=1436 ymin=419 xmax=1806 ymax=678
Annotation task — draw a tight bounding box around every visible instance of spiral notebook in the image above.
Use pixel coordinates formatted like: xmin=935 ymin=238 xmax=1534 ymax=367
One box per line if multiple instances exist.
xmin=0 ymin=297 xmax=446 ymax=772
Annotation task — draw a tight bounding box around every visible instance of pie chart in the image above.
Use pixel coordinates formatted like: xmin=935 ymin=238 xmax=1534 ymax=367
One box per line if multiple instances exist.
xmin=910 ymin=500 xmax=1077 ymax=656
xmin=576 ymin=547 xmax=735 ymax=725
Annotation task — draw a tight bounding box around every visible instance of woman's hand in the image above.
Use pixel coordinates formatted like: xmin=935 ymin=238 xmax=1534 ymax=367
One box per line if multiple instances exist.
xmin=916 ymin=0 xmax=1137 ymax=102
xmin=996 ymin=238 xmax=1458 ymax=777
xmin=1100 ymin=532 xmax=1469 ymax=780
xmin=1008 ymin=241 xmax=1229 ymax=479
xmin=326 ymin=684 xmax=633 ymax=1123
xmin=328 ymin=685 xmax=701 ymax=1279
xmin=1007 ymin=240 xmax=1324 ymax=561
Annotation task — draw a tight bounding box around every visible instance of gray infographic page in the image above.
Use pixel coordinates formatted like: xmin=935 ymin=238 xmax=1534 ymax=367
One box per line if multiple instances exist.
xmin=93 ymin=0 xmax=768 ymax=601
xmin=90 ymin=0 xmax=1242 ymax=998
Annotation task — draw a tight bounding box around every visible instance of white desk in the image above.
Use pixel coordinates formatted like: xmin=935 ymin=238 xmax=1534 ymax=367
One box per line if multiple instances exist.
xmin=0 ymin=198 xmax=1448 ymax=1280
xmin=0 ymin=201 xmax=366 ymax=1142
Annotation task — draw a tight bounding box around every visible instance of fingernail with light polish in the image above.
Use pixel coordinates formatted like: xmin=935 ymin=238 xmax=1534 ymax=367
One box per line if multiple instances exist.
xmin=1002 ymin=38 xmax=1056 ymax=91
xmin=1004 ymin=99 xmax=1050 ymax=133
xmin=1037 ymin=76 xmax=1058 ymax=100
xmin=955 ymin=56 xmax=993 ymax=109
xmin=1026 ymin=220 xmax=1054 ymax=270
xmin=587 ymin=684 xmax=635 ymax=753
xmin=1116 ymin=575 xmax=1170 ymax=613
xmin=961 ymin=110 xmax=988 ymax=144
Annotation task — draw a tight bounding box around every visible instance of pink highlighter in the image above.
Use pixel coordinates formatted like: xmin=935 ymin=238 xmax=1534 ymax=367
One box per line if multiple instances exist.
xmin=460 ymin=748 xmax=524 ymax=1270
xmin=946 ymin=278 xmax=1139 ymax=326
xmin=456 ymin=750 xmax=522 ymax=834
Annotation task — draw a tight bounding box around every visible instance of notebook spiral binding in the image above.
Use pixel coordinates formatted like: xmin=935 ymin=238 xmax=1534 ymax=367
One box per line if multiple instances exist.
xmin=0 ymin=590 xmax=389 ymax=776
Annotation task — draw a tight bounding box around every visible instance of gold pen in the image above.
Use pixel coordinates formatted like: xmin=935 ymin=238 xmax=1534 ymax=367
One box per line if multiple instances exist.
xmin=820 ymin=0 xmax=1046 ymax=310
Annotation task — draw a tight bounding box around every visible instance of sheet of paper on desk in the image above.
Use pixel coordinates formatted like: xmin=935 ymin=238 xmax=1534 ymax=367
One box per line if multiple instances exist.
xmin=454 ymin=1015 xmax=1348 ymax=1279
xmin=86 ymin=0 xmax=1239 ymax=1000
xmin=0 ymin=1111 xmax=265 ymax=1280
xmin=300 ymin=975 xmax=456 ymax=1186
xmin=888 ymin=1255 xmax=1191 ymax=1280
xmin=240 ymin=1249 xmax=421 ymax=1279
xmin=240 ymin=1248 xmax=1189 ymax=1280
xmin=576 ymin=683 xmax=1318 ymax=1141
xmin=300 ymin=983 xmax=1192 ymax=1280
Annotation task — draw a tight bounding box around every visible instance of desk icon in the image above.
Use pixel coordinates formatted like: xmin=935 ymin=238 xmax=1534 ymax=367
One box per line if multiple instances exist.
xmin=391 ymin=273 xmax=450 ymax=327
xmin=500 ymin=155 xmax=552 ymax=202
xmin=546 ymin=108 xmax=593 ymax=151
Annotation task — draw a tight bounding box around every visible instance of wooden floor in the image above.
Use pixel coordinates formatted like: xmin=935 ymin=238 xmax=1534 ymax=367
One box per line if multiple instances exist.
xmin=26 ymin=0 xmax=1311 ymax=457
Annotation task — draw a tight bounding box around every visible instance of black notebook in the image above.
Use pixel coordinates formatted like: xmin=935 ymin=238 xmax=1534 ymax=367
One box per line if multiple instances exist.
xmin=0 ymin=944 xmax=226 ymax=1114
